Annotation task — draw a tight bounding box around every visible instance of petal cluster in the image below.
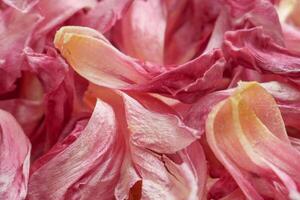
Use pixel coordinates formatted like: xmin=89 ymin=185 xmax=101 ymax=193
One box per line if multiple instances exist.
xmin=1 ymin=0 xmax=300 ymax=200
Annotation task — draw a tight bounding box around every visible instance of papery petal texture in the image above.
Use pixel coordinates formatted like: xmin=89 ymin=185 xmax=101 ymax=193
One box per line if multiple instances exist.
xmin=113 ymin=0 xmax=166 ymax=64
xmin=122 ymin=93 xmax=206 ymax=200
xmin=78 ymin=0 xmax=133 ymax=33
xmin=84 ymin=86 xmax=207 ymax=199
xmin=223 ymin=27 xmax=300 ymax=76
xmin=0 ymin=109 xmax=31 ymax=200
xmin=2 ymin=0 xmax=38 ymax=12
xmin=122 ymin=93 xmax=199 ymax=153
xmin=27 ymin=99 xmax=124 ymax=200
xmin=33 ymin=0 xmax=97 ymax=37
xmin=54 ymin=26 xmax=150 ymax=88
xmin=206 ymin=82 xmax=300 ymax=199
xmin=0 ymin=9 xmax=41 ymax=94
xmin=55 ymin=26 xmax=227 ymax=103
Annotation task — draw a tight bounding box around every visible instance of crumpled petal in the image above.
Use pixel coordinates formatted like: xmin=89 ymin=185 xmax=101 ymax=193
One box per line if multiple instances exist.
xmin=223 ymin=27 xmax=300 ymax=77
xmin=24 ymin=47 xmax=75 ymax=159
xmin=0 ymin=9 xmax=41 ymax=94
xmin=27 ymin=99 xmax=124 ymax=200
xmin=120 ymin=92 xmax=206 ymax=199
xmin=0 ymin=98 xmax=43 ymax=136
xmin=206 ymin=82 xmax=300 ymax=199
xmin=226 ymin=0 xmax=284 ymax=45
xmin=84 ymin=86 xmax=207 ymax=199
xmin=0 ymin=109 xmax=31 ymax=200
xmin=282 ymin=23 xmax=300 ymax=53
xmin=164 ymin=0 xmax=221 ymax=65
xmin=133 ymin=50 xmax=227 ymax=103
xmin=55 ymin=26 xmax=227 ymax=103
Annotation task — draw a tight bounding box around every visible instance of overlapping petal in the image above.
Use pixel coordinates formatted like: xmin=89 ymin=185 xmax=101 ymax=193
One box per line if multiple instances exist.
xmin=27 ymin=99 xmax=123 ymax=200
xmin=113 ymin=0 xmax=166 ymax=64
xmin=206 ymin=82 xmax=300 ymax=199
xmin=0 ymin=9 xmax=41 ymax=94
xmin=84 ymin=86 xmax=206 ymax=199
xmin=54 ymin=26 xmax=227 ymax=103
xmin=0 ymin=109 xmax=31 ymax=200
xmin=1 ymin=0 xmax=300 ymax=199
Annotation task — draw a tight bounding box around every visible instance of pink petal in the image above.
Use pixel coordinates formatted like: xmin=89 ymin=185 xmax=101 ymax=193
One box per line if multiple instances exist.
xmin=54 ymin=26 xmax=150 ymax=88
xmin=28 ymin=99 xmax=124 ymax=200
xmin=55 ymin=26 xmax=227 ymax=103
xmin=24 ymin=48 xmax=75 ymax=158
xmin=113 ymin=0 xmax=166 ymax=64
xmin=223 ymin=27 xmax=300 ymax=76
xmin=33 ymin=0 xmax=97 ymax=36
xmin=86 ymin=86 xmax=207 ymax=199
xmin=79 ymin=0 xmax=133 ymax=33
xmin=0 ymin=9 xmax=41 ymax=94
xmin=164 ymin=0 xmax=220 ymax=65
xmin=122 ymin=92 xmax=199 ymax=154
xmin=2 ymin=0 xmax=38 ymax=12
xmin=206 ymin=82 xmax=300 ymax=199
xmin=0 ymin=109 xmax=31 ymax=199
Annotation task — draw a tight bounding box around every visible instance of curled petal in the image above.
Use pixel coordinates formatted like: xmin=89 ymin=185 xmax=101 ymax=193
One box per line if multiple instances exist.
xmin=0 ymin=109 xmax=31 ymax=200
xmin=0 ymin=9 xmax=41 ymax=94
xmin=206 ymin=82 xmax=300 ymax=199
xmin=54 ymin=26 xmax=150 ymax=88
xmin=28 ymin=100 xmax=124 ymax=200
xmin=223 ymin=27 xmax=300 ymax=76
xmin=55 ymin=26 xmax=227 ymax=103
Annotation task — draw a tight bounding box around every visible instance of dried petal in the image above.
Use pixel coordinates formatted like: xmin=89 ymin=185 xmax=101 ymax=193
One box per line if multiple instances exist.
xmin=206 ymin=82 xmax=300 ymax=199
xmin=0 ymin=109 xmax=31 ymax=200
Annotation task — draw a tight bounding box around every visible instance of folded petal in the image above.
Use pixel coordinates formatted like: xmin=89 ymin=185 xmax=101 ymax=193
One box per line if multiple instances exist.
xmin=122 ymin=93 xmax=199 ymax=154
xmin=28 ymin=99 xmax=124 ymax=200
xmin=0 ymin=9 xmax=41 ymax=94
xmin=24 ymin=48 xmax=75 ymax=158
xmin=206 ymin=82 xmax=300 ymax=199
xmin=113 ymin=0 xmax=166 ymax=64
xmin=223 ymin=27 xmax=300 ymax=76
xmin=226 ymin=0 xmax=283 ymax=45
xmin=0 ymin=109 xmax=31 ymax=200
xmin=164 ymin=0 xmax=221 ymax=65
xmin=54 ymin=26 xmax=150 ymax=88
xmin=85 ymin=86 xmax=207 ymax=199
xmin=55 ymin=26 xmax=227 ymax=103
xmin=133 ymin=50 xmax=227 ymax=103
